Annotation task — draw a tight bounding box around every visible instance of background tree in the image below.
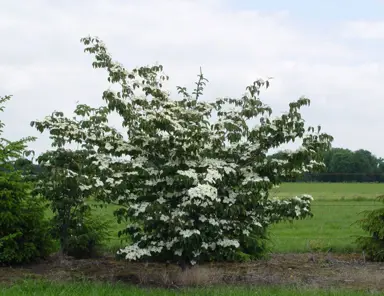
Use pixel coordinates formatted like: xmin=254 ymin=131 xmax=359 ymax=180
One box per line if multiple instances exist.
xmin=271 ymin=147 xmax=384 ymax=183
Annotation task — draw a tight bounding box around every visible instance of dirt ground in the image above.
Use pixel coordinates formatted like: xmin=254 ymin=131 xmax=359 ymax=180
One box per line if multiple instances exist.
xmin=1 ymin=253 xmax=384 ymax=291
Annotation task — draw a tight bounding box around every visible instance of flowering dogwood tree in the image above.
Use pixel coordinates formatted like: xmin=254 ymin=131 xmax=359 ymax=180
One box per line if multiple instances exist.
xmin=32 ymin=36 xmax=333 ymax=268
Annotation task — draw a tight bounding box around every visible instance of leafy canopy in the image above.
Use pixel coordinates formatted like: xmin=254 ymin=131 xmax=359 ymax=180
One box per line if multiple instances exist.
xmin=32 ymin=36 xmax=333 ymax=267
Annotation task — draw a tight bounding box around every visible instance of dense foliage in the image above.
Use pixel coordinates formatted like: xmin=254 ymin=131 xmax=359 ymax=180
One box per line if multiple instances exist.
xmin=356 ymin=196 xmax=384 ymax=261
xmin=0 ymin=95 xmax=53 ymax=264
xmin=31 ymin=36 xmax=333 ymax=268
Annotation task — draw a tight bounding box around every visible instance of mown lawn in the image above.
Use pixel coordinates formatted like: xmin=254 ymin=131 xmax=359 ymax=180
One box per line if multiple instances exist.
xmin=1 ymin=281 xmax=380 ymax=296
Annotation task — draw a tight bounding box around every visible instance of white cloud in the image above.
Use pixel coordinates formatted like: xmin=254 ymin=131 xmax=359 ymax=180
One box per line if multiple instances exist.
xmin=342 ymin=20 xmax=384 ymax=39
xmin=1 ymin=0 xmax=383 ymax=156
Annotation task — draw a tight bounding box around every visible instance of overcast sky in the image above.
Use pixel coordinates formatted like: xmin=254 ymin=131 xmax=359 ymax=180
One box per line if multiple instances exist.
xmin=1 ymin=0 xmax=384 ymax=157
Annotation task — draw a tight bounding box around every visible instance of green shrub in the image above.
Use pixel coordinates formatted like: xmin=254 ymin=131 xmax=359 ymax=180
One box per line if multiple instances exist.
xmin=63 ymin=213 xmax=111 ymax=259
xmin=0 ymin=95 xmax=54 ymax=265
xmin=239 ymin=227 xmax=270 ymax=260
xmin=0 ymin=188 xmax=54 ymax=264
xmin=356 ymin=195 xmax=384 ymax=261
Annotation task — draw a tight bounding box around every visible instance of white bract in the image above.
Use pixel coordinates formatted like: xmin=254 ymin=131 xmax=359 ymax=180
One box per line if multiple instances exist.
xmin=32 ymin=36 xmax=333 ymax=267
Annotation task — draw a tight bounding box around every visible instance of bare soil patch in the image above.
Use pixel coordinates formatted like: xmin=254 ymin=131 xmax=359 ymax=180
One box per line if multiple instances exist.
xmin=1 ymin=253 xmax=383 ymax=291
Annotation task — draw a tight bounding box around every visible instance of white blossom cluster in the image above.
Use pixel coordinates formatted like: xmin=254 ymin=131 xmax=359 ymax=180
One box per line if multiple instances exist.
xmin=32 ymin=36 xmax=333 ymax=266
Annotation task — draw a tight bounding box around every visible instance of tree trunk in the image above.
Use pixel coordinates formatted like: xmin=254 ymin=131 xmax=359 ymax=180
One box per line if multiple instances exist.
xmin=178 ymin=259 xmax=191 ymax=272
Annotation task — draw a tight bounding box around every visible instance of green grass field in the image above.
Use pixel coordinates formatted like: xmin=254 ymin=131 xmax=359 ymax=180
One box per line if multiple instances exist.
xmin=94 ymin=182 xmax=384 ymax=254
xmin=268 ymin=182 xmax=384 ymax=253
xmin=1 ymin=281 xmax=380 ymax=296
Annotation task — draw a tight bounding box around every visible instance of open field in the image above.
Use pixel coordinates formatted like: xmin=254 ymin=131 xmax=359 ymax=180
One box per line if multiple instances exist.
xmin=269 ymin=199 xmax=380 ymax=253
xmin=270 ymin=183 xmax=384 ymax=253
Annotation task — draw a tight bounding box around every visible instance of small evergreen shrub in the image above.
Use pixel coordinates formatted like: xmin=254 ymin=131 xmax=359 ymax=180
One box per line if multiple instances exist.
xmin=64 ymin=213 xmax=111 ymax=259
xmin=0 ymin=95 xmax=54 ymax=265
xmin=356 ymin=195 xmax=384 ymax=261
xmin=0 ymin=189 xmax=54 ymax=264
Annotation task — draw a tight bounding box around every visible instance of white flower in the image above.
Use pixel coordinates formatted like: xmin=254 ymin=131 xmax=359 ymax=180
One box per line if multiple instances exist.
xmin=160 ymin=214 xmax=169 ymax=221
xmin=157 ymin=197 xmax=166 ymax=204
xmin=106 ymin=178 xmax=115 ymax=184
xmin=292 ymin=196 xmax=301 ymax=202
xmin=94 ymin=178 xmax=104 ymax=187
xmin=105 ymin=142 xmax=114 ymax=151
xmin=131 ymin=202 xmax=150 ymax=216
xmin=199 ymin=215 xmax=207 ymax=222
xmin=113 ymin=172 xmax=124 ymax=178
xmin=179 ymin=229 xmax=200 ymax=238
xmin=118 ymin=244 xmax=151 ymax=261
xmin=295 ymin=205 xmax=301 ymax=216
xmin=204 ymin=168 xmax=222 ymax=184
xmin=165 ymin=238 xmax=178 ymax=250
xmin=217 ymin=239 xmax=240 ymax=248
xmin=148 ymin=245 xmax=163 ymax=253
xmin=188 ymin=184 xmax=218 ymax=201
xmin=177 ymin=169 xmax=198 ymax=184
xmin=302 ymin=194 xmax=314 ymax=201
xmin=79 ymin=184 xmax=92 ymax=191
xmin=223 ymin=191 xmax=237 ymax=204
xmin=208 ymin=218 xmax=219 ymax=226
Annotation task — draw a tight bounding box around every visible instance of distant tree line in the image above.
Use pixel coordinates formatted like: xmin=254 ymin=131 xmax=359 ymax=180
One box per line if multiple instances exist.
xmin=4 ymin=158 xmax=42 ymax=181
xmin=271 ymin=147 xmax=384 ymax=183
